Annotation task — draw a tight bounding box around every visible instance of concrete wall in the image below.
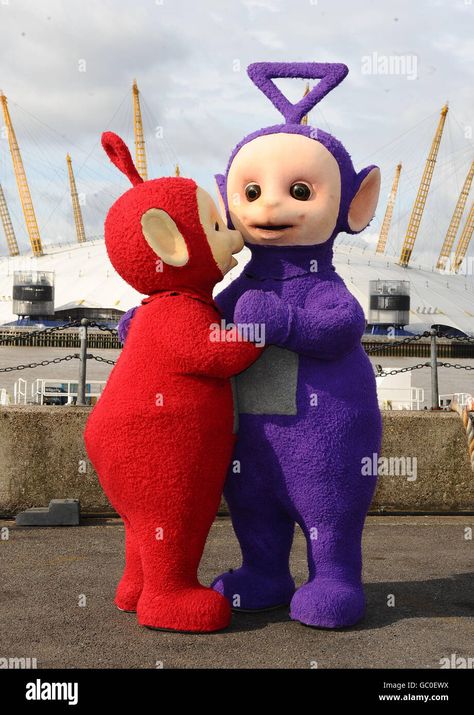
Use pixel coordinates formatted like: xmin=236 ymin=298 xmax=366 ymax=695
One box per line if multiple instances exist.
xmin=0 ymin=406 xmax=110 ymax=516
xmin=377 ymin=411 xmax=473 ymax=511
xmin=0 ymin=406 xmax=473 ymax=516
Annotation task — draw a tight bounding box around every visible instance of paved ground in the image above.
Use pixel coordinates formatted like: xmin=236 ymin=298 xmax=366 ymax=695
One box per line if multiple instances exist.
xmin=0 ymin=516 xmax=472 ymax=669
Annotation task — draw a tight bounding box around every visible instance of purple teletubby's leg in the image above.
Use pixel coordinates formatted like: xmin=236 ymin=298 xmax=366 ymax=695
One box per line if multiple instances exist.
xmin=211 ymin=416 xmax=296 ymax=610
xmin=291 ymin=513 xmax=370 ymax=629
xmin=283 ymin=412 xmax=380 ymax=629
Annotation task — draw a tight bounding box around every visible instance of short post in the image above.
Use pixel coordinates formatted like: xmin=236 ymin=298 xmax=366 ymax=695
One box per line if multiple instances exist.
xmin=430 ymin=328 xmax=440 ymax=410
xmin=77 ymin=318 xmax=89 ymax=405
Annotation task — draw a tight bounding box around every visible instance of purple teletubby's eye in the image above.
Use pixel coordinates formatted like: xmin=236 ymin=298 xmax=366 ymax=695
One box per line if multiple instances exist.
xmin=245 ymin=183 xmax=261 ymax=202
xmin=290 ymin=182 xmax=312 ymax=201
xmin=214 ymin=221 xmax=220 ymax=231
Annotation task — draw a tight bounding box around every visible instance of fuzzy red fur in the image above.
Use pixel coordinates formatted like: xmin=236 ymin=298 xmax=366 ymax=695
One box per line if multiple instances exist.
xmin=84 ymin=133 xmax=260 ymax=632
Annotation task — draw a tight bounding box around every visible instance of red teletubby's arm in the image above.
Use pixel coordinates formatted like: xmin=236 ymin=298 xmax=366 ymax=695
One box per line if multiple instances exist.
xmin=153 ymin=296 xmax=263 ymax=379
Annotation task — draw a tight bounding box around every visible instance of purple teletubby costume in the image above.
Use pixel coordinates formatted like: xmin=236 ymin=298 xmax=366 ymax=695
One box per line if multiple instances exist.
xmin=210 ymin=62 xmax=382 ymax=628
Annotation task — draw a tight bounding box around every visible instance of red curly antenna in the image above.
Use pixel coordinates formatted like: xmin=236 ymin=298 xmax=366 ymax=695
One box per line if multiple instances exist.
xmin=101 ymin=131 xmax=144 ymax=186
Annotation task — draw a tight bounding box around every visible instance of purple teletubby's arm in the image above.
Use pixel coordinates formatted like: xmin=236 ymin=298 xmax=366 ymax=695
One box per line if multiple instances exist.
xmin=234 ymin=282 xmax=365 ymax=360
xmin=117 ymin=306 xmax=138 ymax=343
xmin=214 ymin=280 xmax=243 ymax=324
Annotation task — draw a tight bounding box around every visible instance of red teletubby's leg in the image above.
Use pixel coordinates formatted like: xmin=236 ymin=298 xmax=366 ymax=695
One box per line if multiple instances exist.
xmin=91 ymin=421 xmax=232 ymax=632
xmin=114 ymin=516 xmax=144 ymax=613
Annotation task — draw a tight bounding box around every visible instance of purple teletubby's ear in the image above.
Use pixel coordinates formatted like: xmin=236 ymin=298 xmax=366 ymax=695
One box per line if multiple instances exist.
xmin=215 ymin=173 xmax=235 ymax=229
xmin=247 ymin=62 xmax=349 ymax=124
xmin=347 ymin=166 xmax=381 ymax=233
xmin=214 ymin=175 xmax=227 ymax=220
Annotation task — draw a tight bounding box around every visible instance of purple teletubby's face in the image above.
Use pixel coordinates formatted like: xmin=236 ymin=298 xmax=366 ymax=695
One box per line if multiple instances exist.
xmin=226 ymin=133 xmax=342 ymax=247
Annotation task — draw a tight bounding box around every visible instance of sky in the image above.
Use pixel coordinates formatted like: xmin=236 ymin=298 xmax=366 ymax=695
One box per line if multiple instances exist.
xmin=0 ymin=0 xmax=472 ymax=265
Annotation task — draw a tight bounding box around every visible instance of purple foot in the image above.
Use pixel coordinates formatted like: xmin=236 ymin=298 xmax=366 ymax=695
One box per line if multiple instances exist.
xmin=290 ymin=578 xmax=365 ymax=629
xmin=211 ymin=567 xmax=295 ymax=611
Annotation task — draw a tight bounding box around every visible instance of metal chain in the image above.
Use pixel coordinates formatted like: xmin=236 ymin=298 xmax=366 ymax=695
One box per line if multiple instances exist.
xmin=0 ymin=320 xmax=82 ymax=344
xmin=365 ymin=332 xmax=431 ymax=354
xmin=376 ymin=361 xmax=474 ymax=377
xmin=375 ymin=362 xmax=428 ymax=377
xmin=0 ymin=354 xmax=79 ymax=373
xmin=0 ymin=320 xmax=119 ymax=344
xmin=89 ymin=354 xmax=117 ymax=366
xmin=439 ymin=361 xmax=474 ymax=371
xmin=0 ymin=321 xmax=470 ymax=348
xmin=366 ymin=331 xmax=474 ymax=355
xmin=0 ymin=349 xmax=118 ymax=372
xmin=86 ymin=321 xmax=119 ymax=336
xmin=443 ymin=334 xmax=474 ymax=344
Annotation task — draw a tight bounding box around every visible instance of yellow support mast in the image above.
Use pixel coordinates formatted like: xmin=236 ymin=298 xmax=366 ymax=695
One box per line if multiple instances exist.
xmin=436 ymin=159 xmax=474 ymax=271
xmin=452 ymin=202 xmax=474 ymax=273
xmin=0 ymin=183 xmax=19 ymax=256
xmin=375 ymin=163 xmax=402 ymax=254
xmin=398 ymin=103 xmax=449 ymax=268
xmin=132 ymin=80 xmax=148 ymax=181
xmin=0 ymin=91 xmax=43 ymax=256
xmin=175 ymin=164 xmax=180 ymax=177
xmin=300 ymin=82 xmax=310 ymax=126
xmin=66 ymin=154 xmax=87 ymax=244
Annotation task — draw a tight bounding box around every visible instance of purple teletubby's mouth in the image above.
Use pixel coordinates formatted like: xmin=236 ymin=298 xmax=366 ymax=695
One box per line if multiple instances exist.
xmin=253 ymin=224 xmax=293 ymax=231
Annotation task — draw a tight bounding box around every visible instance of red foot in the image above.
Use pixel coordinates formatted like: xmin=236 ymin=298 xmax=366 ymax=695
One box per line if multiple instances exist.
xmin=137 ymin=586 xmax=231 ymax=632
xmin=115 ymin=577 xmax=143 ymax=613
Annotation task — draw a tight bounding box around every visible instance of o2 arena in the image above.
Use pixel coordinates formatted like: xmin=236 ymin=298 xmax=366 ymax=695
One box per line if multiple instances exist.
xmin=0 ymin=82 xmax=473 ymax=409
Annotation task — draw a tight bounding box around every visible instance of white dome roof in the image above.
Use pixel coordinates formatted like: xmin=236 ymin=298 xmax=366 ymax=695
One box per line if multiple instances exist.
xmin=0 ymin=236 xmax=473 ymax=335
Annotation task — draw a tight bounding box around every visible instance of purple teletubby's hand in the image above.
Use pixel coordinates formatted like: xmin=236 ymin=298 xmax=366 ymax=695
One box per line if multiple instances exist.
xmin=118 ymin=306 xmax=138 ymax=343
xmin=234 ymin=290 xmax=289 ymax=345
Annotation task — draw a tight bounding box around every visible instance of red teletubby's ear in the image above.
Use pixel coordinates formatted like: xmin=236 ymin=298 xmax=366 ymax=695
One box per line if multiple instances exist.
xmin=101 ymin=131 xmax=144 ymax=187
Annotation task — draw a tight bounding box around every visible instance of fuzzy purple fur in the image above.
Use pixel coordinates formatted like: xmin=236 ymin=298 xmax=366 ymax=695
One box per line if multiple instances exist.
xmin=211 ymin=244 xmax=382 ymax=628
xmin=118 ymin=306 xmax=138 ymax=344
xmin=247 ymin=62 xmax=348 ymax=124
xmin=210 ymin=62 xmax=382 ymax=629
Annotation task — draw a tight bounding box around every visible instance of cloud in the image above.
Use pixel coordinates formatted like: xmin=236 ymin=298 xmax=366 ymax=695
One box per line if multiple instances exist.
xmin=0 ymin=0 xmax=471 ymax=264
xmin=242 ymin=0 xmax=281 ymax=12
xmin=247 ymin=30 xmax=284 ymax=49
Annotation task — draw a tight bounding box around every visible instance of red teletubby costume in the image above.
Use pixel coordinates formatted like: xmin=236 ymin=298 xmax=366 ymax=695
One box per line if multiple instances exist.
xmin=84 ymin=132 xmax=260 ymax=632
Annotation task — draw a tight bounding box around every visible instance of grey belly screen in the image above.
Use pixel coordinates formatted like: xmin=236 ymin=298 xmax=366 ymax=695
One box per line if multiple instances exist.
xmin=234 ymin=345 xmax=299 ymax=416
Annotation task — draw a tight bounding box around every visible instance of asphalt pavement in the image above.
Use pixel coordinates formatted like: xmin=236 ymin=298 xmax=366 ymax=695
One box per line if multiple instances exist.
xmin=0 ymin=516 xmax=472 ymax=669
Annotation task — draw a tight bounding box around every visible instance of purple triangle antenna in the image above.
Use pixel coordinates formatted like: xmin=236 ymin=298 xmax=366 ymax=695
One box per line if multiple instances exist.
xmin=247 ymin=62 xmax=348 ymax=125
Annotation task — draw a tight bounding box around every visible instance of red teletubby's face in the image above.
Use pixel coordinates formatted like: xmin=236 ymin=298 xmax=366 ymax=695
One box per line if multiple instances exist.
xmin=140 ymin=187 xmax=244 ymax=276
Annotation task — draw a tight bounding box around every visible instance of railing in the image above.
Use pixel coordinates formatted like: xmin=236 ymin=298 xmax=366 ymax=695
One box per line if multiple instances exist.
xmin=0 ymin=319 xmax=118 ymax=406
xmin=0 ymin=388 xmax=10 ymax=405
xmin=1 ymin=321 xmax=474 ymax=410
xmin=377 ymin=386 xmax=425 ymax=411
xmin=439 ymin=392 xmax=473 ymax=410
xmin=13 ymin=377 xmax=28 ymax=404
xmin=0 ymin=325 xmax=120 ymax=349
xmin=368 ymin=329 xmax=474 ymax=409
xmin=362 ymin=337 xmax=474 ymax=359
xmin=30 ymin=378 xmax=107 ymax=406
